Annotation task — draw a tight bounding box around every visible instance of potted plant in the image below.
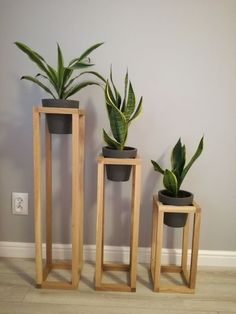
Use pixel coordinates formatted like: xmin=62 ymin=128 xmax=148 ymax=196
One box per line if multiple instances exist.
xmin=151 ymin=137 xmax=204 ymax=227
xmin=15 ymin=41 xmax=105 ymax=134
xmin=102 ymin=68 xmax=143 ymax=181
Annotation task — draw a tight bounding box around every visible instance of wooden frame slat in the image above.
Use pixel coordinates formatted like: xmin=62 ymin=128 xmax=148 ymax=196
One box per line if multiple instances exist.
xmin=150 ymin=195 xmax=201 ymax=293
xmin=33 ymin=107 xmax=85 ymax=290
xmin=95 ymin=156 xmax=141 ymax=292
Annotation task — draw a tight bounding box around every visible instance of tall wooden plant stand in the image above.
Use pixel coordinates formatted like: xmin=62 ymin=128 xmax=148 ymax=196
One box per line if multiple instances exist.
xmin=95 ymin=156 xmax=141 ymax=292
xmin=150 ymin=195 xmax=201 ymax=293
xmin=33 ymin=107 xmax=85 ymax=289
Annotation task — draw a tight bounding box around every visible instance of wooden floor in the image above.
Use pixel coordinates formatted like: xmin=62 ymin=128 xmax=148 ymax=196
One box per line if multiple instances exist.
xmin=0 ymin=257 xmax=235 ymax=314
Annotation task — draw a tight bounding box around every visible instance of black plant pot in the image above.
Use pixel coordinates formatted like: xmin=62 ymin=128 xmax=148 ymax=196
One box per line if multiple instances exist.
xmin=158 ymin=190 xmax=193 ymax=228
xmin=102 ymin=146 xmax=137 ymax=182
xmin=42 ymin=99 xmax=79 ymax=134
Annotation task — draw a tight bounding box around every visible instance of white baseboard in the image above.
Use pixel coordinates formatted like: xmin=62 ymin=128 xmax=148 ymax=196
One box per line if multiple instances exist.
xmin=0 ymin=241 xmax=235 ymax=267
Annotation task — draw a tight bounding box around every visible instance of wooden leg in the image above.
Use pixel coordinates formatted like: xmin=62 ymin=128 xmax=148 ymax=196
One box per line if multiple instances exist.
xmin=45 ymin=122 xmax=52 ymax=267
xmin=78 ymin=114 xmax=85 ymax=272
xmin=189 ymin=209 xmax=201 ymax=289
xmin=130 ymin=164 xmax=141 ymax=291
xmin=182 ymin=214 xmax=190 ymax=271
xmin=33 ymin=108 xmax=43 ymax=286
xmin=153 ymin=204 xmax=164 ymax=292
xmin=71 ymin=113 xmax=79 ymax=288
xmin=95 ymin=161 xmax=105 ymax=289
xmin=150 ymin=196 xmax=158 ymax=281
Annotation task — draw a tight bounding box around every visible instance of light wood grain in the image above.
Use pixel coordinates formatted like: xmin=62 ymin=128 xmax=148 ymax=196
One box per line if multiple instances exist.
xmin=151 ymin=195 xmax=201 ymax=293
xmin=45 ymin=122 xmax=52 ymax=267
xmin=95 ymin=157 xmax=141 ymax=292
xmin=0 ymin=258 xmax=236 ymax=313
xmin=33 ymin=108 xmax=43 ymax=285
xmin=33 ymin=107 xmax=85 ymax=289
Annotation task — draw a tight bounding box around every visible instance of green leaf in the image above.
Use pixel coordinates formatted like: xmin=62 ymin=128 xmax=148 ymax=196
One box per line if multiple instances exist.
xmin=72 ymin=42 xmax=104 ymax=64
xmin=63 ymin=80 xmax=100 ymax=99
xmin=180 ymin=136 xmax=204 ymax=186
xmin=129 ymin=96 xmax=143 ymax=122
xmin=121 ymin=70 xmax=128 ymax=111
xmin=57 ymin=43 xmax=64 ymax=94
xmin=123 ymin=82 xmax=136 ymax=121
xmin=105 ymin=83 xmax=128 ymax=148
xmin=15 ymin=42 xmax=54 ymax=81
xmin=151 ymin=160 xmax=165 ymax=174
xmin=109 ymin=67 xmax=122 ymax=108
xmin=163 ymin=169 xmax=178 ymax=196
xmin=79 ymin=71 xmax=106 ymax=83
xmin=105 ymin=81 xmax=118 ymax=110
xmin=70 ymin=61 xmax=94 ymax=69
xmin=103 ymin=129 xmax=121 ymax=149
xmin=21 ymin=76 xmax=56 ymax=98
xmin=171 ymin=138 xmax=186 ymax=182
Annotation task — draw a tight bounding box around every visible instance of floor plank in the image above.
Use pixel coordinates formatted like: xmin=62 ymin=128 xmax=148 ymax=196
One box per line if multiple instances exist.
xmin=0 ymin=258 xmax=235 ymax=313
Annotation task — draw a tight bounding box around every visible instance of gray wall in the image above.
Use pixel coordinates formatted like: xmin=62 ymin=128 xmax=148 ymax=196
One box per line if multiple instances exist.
xmin=0 ymin=0 xmax=236 ymax=250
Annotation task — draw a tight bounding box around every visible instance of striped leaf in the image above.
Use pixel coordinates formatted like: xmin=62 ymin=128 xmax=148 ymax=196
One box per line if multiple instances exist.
xmin=129 ymin=96 xmax=143 ymax=122
xmin=123 ymin=82 xmax=136 ymax=121
xmin=103 ymin=129 xmax=121 ymax=149
xmin=163 ymin=170 xmax=178 ymax=197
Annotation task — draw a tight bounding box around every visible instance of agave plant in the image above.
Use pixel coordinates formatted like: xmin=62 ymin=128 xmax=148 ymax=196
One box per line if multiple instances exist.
xmin=103 ymin=68 xmax=143 ymax=150
xmin=14 ymin=41 xmax=105 ymax=99
xmin=151 ymin=137 xmax=204 ymax=197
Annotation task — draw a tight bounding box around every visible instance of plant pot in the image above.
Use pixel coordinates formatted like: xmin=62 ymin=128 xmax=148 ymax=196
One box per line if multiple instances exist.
xmin=158 ymin=189 xmax=193 ymax=228
xmin=102 ymin=146 xmax=137 ymax=182
xmin=42 ymin=99 xmax=79 ymax=134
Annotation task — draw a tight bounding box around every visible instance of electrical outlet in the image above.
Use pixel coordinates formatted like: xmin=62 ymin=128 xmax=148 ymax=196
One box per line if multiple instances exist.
xmin=12 ymin=192 xmax=28 ymax=215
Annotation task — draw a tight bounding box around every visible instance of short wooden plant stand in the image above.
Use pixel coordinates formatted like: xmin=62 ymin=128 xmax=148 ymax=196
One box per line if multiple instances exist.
xmin=150 ymin=195 xmax=201 ymax=293
xmin=95 ymin=156 xmax=141 ymax=292
xmin=33 ymin=107 xmax=85 ymax=289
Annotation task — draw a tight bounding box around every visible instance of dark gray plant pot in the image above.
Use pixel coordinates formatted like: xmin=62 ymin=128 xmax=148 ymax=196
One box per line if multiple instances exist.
xmin=102 ymin=146 xmax=137 ymax=182
xmin=158 ymin=189 xmax=193 ymax=228
xmin=42 ymin=99 xmax=79 ymax=134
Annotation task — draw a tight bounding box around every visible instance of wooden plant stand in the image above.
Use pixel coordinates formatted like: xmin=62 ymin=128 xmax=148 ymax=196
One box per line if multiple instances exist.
xmin=33 ymin=107 xmax=85 ymax=289
xmin=150 ymin=195 xmax=201 ymax=293
xmin=95 ymin=156 xmax=141 ymax=292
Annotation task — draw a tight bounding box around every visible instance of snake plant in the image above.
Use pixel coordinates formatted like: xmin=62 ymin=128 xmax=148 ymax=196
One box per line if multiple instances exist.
xmin=15 ymin=41 xmax=105 ymax=99
xmin=151 ymin=137 xmax=204 ymax=197
xmin=103 ymin=68 xmax=143 ymax=150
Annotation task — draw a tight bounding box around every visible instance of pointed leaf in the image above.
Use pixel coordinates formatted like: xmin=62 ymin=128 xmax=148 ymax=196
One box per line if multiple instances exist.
xmin=123 ymin=82 xmax=136 ymax=121
xmin=15 ymin=42 xmax=53 ymax=80
xmin=171 ymin=138 xmax=185 ymax=181
xmin=103 ymin=129 xmax=121 ymax=149
xmin=105 ymin=81 xmax=117 ymax=110
xmin=63 ymin=80 xmax=100 ymax=99
xmin=151 ymin=160 xmax=165 ymax=174
xmin=163 ymin=170 xmax=178 ymax=196
xmin=180 ymin=137 xmax=204 ymax=186
xmin=79 ymin=71 xmax=106 ymax=83
xmin=21 ymin=76 xmax=56 ymax=98
xmin=109 ymin=66 xmax=122 ymax=108
xmin=79 ymin=42 xmax=104 ymax=61
xmin=105 ymin=83 xmax=128 ymax=148
xmin=57 ymin=43 xmax=64 ymax=94
xmin=129 ymin=96 xmax=143 ymax=122
xmin=121 ymin=70 xmax=128 ymax=111
xmin=70 ymin=61 xmax=94 ymax=69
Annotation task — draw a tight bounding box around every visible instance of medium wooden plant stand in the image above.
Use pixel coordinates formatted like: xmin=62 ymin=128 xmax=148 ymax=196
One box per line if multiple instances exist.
xmin=95 ymin=156 xmax=141 ymax=292
xmin=33 ymin=107 xmax=85 ymax=289
xmin=150 ymin=195 xmax=201 ymax=293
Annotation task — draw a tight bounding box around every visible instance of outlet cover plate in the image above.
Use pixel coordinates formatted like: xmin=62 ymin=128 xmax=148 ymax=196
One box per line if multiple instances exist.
xmin=12 ymin=192 xmax=28 ymax=215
